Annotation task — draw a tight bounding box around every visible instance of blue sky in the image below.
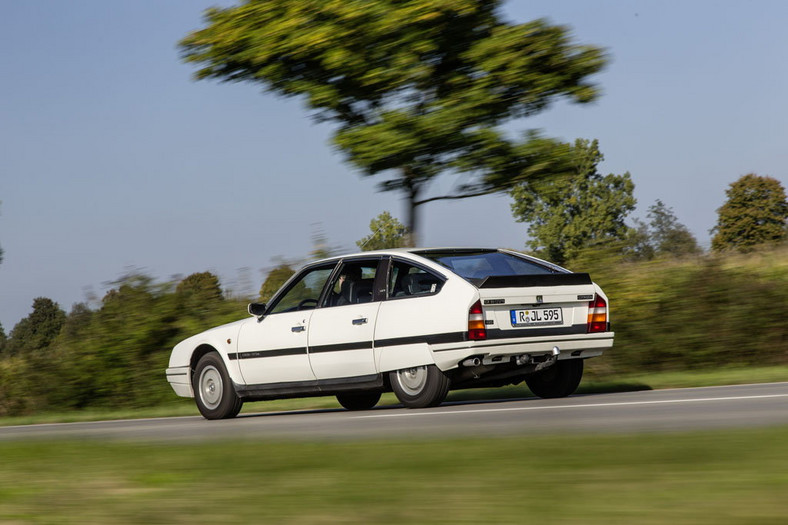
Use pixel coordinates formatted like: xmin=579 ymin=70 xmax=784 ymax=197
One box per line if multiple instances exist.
xmin=1 ymin=0 xmax=787 ymax=331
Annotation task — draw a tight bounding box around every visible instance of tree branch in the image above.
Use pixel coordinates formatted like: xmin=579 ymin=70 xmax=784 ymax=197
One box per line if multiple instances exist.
xmin=414 ymin=188 xmax=500 ymax=206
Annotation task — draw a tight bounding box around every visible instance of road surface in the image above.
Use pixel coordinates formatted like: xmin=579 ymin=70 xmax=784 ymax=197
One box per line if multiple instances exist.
xmin=1 ymin=382 xmax=787 ymax=442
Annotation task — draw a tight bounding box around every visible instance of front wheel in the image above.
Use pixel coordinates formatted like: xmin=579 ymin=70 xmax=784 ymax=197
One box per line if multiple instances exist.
xmin=525 ymin=359 xmax=583 ymax=399
xmin=193 ymin=352 xmax=243 ymax=420
xmin=390 ymin=365 xmax=450 ymax=408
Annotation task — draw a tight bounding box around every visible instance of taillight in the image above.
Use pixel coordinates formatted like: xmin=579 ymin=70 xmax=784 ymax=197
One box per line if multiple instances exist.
xmin=587 ymin=295 xmax=608 ymax=333
xmin=468 ymin=300 xmax=487 ymax=340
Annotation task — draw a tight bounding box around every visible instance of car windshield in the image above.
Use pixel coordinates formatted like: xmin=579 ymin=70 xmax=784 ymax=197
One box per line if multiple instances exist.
xmin=416 ymin=250 xmax=557 ymax=281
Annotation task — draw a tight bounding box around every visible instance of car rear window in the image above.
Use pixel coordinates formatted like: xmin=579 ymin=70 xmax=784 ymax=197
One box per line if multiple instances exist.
xmin=416 ymin=250 xmax=556 ymax=281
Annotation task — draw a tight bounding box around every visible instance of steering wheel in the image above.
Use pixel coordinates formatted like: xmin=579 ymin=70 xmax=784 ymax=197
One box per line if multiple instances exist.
xmin=297 ymin=298 xmax=318 ymax=310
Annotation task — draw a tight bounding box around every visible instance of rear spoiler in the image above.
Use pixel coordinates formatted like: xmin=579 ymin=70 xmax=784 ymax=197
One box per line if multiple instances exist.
xmin=478 ymin=273 xmax=592 ymax=288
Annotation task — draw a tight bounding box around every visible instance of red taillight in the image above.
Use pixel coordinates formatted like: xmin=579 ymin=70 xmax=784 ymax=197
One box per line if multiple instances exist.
xmin=587 ymin=295 xmax=608 ymax=333
xmin=468 ymin=300 xmax=487 ymax=340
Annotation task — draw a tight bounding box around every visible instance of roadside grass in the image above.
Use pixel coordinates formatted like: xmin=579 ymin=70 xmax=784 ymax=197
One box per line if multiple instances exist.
xmin=1 ymin=426 xmax=787 ymax=524
xmin=1 ymin=365 xmax=786 ymax=426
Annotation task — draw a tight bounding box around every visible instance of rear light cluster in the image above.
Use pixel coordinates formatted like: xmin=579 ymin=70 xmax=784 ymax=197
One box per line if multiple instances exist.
xmin=468 ymin=300 xmax=487 ymax=340
xmin=587 ymin=295 xmax=608 ymax=333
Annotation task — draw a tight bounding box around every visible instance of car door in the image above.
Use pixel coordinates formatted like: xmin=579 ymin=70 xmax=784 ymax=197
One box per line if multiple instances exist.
xmin=236 ymin=264 xmax=335 ymax=386
xmin=307 ymin=259 xmax=384 ymax=381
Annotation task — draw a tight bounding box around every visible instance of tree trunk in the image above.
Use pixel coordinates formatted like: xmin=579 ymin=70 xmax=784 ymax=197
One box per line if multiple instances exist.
xmin=404 ymin=179 xmax=420 ymax=247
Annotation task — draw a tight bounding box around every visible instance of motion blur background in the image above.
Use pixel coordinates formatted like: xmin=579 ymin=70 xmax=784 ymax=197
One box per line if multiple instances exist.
xmin=2 ymin=0 xmax=787 ymax=331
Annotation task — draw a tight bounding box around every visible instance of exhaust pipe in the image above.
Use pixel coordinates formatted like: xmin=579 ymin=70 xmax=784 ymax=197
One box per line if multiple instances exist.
xmin=462 ymin=357 xmax=482 ymax=367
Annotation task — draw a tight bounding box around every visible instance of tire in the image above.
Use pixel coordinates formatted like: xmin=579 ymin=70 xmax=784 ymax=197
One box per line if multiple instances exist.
xmin=525 ymin=358 xmax=584 ymax=399
xmin=193 ymin=352 xmax=243 ymax=420
xmin=336 ymin=391 xmax=381 ymax=411
xmin=389 ymin=365 xmax=450 ymax=408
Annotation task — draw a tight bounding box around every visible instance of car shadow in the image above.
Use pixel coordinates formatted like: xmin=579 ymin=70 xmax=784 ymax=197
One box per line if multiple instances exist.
xmin=234 ymin=381 xmax=652 ymax=419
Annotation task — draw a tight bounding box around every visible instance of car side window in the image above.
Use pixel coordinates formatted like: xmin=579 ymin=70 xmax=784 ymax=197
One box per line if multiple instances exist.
xmin=268 ymin=265 xmax=335 ymax=314
xmin=388 ymin=261 xmax=444 ymax=299
xmin=322 ymin=260 xmax=379 ymax=307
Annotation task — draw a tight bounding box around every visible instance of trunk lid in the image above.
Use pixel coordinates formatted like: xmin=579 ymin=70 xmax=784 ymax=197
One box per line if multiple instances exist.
xmin=476 ymin=273 xmax=596 ymax=334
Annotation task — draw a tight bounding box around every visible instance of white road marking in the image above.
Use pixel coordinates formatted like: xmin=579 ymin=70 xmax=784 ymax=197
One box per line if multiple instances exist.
xmin=355 ymin=393 xmax=788 ymax=419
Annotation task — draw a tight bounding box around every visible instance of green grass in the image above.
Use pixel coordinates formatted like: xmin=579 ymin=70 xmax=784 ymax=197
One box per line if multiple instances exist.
xmin=1 ymin=365 xmax=786 ymax=427
xmin=1 ymin=427 xmax=787 ymax=524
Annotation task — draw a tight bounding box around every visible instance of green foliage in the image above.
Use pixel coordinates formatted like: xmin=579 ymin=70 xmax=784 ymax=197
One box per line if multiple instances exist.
xmin=510 ymin=139 xmax=636 ymax=265
xmin=58 ymin=303 xmax=94 ymax=341
xmin=577 ymin=246 xmax=788 ymax=376
xmin=0 ymin=356 xmax=33 ymax=415
xmin=5 ymin=298 xmax=66 ymax=357
xmin=175 ymin=271 xmax=225 ymax=318
xmin=180 ymin=0 xmax=606 ymax=241
xmin=2 ymin=246 xmax=786 ymax=417
xmin=632 ymin=199 xmax=702 ymax=260
xmin=0 ymin=323 xmax=6 ymax=354
xmin=175 ymin=272 xmax=223 ymax=300
xmin=356 ymin=211 xmax=408 ymax=251
xmin=711 ymin=174 xmax=788 ymax=252
xmin=258 ymin=264 xmax=295 ymax=303
xmin=0 ymin=273 xmax=246 ymax=416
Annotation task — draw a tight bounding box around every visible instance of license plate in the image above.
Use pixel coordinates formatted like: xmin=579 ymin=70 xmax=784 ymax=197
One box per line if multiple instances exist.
xmin=510 ymin=307 xmax=563 ymax=327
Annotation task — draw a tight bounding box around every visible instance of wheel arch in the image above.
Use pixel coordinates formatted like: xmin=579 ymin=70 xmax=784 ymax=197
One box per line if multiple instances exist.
xmin=191 ymin=344 xmax=219 ymax=374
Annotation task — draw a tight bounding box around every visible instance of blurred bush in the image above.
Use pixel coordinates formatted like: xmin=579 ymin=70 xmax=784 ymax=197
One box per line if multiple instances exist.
xmin=571 ymin=245 xmax=788 ymax=376
xmin=1 ymin=249 xmax=786 ymax=417
xmin=0 ymin=273 xmax=245 ymax=417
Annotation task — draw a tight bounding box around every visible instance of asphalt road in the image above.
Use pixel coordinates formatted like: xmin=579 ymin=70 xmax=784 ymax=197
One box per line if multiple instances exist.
xmin=1 ymin=382 xmax=787 ymax=442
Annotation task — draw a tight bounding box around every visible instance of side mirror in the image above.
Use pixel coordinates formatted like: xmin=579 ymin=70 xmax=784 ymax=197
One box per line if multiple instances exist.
xmin=248 ymin=302 xmax=267 ymax=317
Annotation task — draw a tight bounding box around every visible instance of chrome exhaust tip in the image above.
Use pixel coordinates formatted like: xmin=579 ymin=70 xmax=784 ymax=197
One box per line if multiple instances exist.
xmin=462 ymin=357 xmax=482 ymax=367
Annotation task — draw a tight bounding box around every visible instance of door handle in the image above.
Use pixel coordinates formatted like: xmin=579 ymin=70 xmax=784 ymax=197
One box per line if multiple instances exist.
xmin=352 ymin=317 xmax=368 ymax=325
xmin=291 ymin=325 xmax=305 ymax=333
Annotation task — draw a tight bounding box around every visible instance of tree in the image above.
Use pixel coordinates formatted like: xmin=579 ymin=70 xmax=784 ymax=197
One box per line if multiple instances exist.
xmin=180 ymin=0 xmax=606 ymax=244
xmin=176 ymin=272 xmax=224 ymax=303
xmin=0 ymin=322 xmax=6 ymax=355
xmin=259 ymin=264 xmax=295 ymax=303
xmin=641 ymin=200 xmax=701 ymax=258
xmin=711 ymin=174 xmax=788 ymax=252
xmin=510 ymin=139 xmax=636 ymax=265
xmin=176 ymin=272 xmax=226 ymax=318
xmin=5 ymin=298 xmax=66 ymax=357
xmin=356 ymin=211 xmax=408 ymax=251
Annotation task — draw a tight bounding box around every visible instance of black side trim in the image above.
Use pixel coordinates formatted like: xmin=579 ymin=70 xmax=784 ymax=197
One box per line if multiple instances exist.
xmin=229 ymin=347 xmax=308 ymax=360
xmin=229 ymin=326 xmax=588 ymax=361
xmin=479 ymin=273 xmax=592 ymax=288
xmin=231 ymin=342 xmax=373 ymax=360
xmin=486 ymin=324 xmax=587 ymax=339
xmin=308 ymin=341 xmax=372 ymax=354
xmin=374 ymin=332 xmax=467 ymax=348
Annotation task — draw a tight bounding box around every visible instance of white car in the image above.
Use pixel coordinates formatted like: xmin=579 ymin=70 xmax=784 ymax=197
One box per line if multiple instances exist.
xmin=166 ymin=248 xmax=613 ymax=419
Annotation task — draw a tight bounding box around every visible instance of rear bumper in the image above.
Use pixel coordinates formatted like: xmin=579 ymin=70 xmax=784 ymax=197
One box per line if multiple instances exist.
xmin=166 ymin=366 xmax=194 ymax=398
xmin=430 ymin=332 xmax=614 ymax=371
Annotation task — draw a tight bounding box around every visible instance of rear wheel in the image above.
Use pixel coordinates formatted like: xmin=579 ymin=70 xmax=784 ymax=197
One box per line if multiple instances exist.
xmin=390 ymin=365 xmax=450 ymax=408
xmin=336 ymin=392 xmax=381 ymax=411
xmin=525 ymin=359 xmax=583 ymax=399
xmin=193 ymin=352 xmax=243 ymax=420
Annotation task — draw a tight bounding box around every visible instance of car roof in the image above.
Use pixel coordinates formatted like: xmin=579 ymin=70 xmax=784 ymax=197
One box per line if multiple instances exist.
xmin=310 ymin=247 xmax=502 ymax=263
